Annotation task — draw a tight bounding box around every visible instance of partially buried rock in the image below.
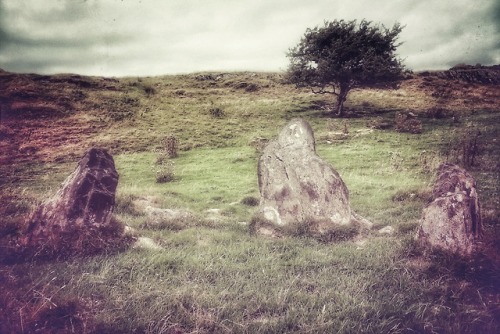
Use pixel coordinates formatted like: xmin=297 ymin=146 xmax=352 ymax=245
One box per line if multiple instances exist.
xmin=22 ymin=148 xmax=127 ymax=258
xmin=141 ymin=206 xmax=194 ymax=230
xmin=416 ymin=163 xmax=482 ymax=257
xmin=255 ymin=118 xmax=371 ymax=239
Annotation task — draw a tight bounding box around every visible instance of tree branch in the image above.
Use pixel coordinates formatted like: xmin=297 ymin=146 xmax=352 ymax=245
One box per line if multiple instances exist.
xmin=311 ymin=86 xmax=338 ymax=96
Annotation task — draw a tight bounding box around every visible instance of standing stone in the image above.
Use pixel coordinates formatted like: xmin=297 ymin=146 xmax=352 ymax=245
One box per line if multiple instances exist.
xmin=256 ymin=118 xmax=371 ymax=237
xmin=416 ymin=164 xmax=482 ymax=256
xmin=23 ymin=148 xmax=122 ymax=257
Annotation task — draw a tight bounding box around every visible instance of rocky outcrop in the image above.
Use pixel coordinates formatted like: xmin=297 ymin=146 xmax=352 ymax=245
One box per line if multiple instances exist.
xmin=416 ymin=164 xmax=482 ymax=256
xmin=256 ymin=118 xmax=371 ymax=238
xmin=439 ymin=65 xmax=500 ymax=85
xmin=22 ymin=148 xmax=126 ymax=257
xmin=419 ymin=65 xmax=500 ymax=85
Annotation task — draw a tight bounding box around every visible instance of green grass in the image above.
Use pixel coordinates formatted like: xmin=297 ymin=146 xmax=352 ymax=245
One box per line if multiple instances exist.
xmin=114 ymin=146 xmax=259 ymax=220
xmin=4 ymin=232 xmax=496 ymax=333
xmin=0 ymin=71 xmax=498 ymax=333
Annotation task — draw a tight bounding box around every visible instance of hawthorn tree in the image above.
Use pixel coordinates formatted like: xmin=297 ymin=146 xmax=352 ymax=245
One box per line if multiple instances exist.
xmin=286 ymin=19 xmax=406 ymax=117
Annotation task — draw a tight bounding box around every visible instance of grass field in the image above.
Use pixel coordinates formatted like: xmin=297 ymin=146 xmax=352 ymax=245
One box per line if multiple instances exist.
xmin=0 ymin=69 xmax=499 ymax=333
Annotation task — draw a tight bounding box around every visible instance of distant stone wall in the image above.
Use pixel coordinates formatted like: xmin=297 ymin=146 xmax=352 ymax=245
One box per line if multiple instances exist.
xmin=420 ymin=65 xmax=500 ymax=85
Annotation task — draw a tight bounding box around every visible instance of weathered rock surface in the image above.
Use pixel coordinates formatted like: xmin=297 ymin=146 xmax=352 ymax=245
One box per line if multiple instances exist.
xmin=142 ymin=206 xmax=194 ymax=228
xmin=416 ymin=164 xmax=482 ymax=256
xmin=378 ymin=226 xmax=395 ymax=235
xmin=256 ymin=118 xmax=371 ymax=237
xmin=23 ymin=148 xmax=123 ymax=256
xmin=133 ymin=237 xmax=164 ymax=251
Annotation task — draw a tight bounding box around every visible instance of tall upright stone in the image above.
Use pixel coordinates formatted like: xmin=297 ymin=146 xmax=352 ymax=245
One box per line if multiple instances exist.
xmin=23 ymin=148 xmax=122 ymax=257
xmin=416 ymin=164 xmax=482 ymax=256
xmin=256 ymin=118 xmax=371 ymax=237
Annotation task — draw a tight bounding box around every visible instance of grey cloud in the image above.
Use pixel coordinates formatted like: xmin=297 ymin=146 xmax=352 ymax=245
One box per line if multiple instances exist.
xmin=395 ymin=0 xmax=499 ymax=69
xmin=0 ymin=1 xmax=10 ymax=49
xmin=9 ymin=0 xmax=95 ymax=25
xmin=491 ymin=0 xmax=500 ymax=33
xmin=0 ymin=39 xmax=117 ymax=75
xmin=1 ymin=0 xmax=91 ymax=47
xmin=0 ymin=0 xmax=498 ymax=76
xmin=0 ymin=0 xmax=131 ymax=74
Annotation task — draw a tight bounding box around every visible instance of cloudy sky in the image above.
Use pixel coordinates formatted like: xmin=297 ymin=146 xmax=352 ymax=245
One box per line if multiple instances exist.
xmin=0 ymin=0 xmax=498 ymax=77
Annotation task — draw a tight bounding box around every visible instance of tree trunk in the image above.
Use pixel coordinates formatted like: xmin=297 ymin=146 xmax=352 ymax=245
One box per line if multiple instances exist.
xmin=333 ymin=85 xmax=349 ymax=117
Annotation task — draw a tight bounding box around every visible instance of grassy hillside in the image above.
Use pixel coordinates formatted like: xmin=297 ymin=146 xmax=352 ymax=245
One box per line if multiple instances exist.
xmin=0 ymin=68 xmax=499 ymax=333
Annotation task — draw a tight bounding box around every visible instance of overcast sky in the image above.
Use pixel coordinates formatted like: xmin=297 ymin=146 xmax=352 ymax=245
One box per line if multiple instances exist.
xmin=0 ymin=0 xmax=498 ymax=77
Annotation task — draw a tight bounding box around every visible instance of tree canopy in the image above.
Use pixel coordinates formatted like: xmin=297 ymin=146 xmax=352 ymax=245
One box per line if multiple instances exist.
xmin=286 ymin=19 xmax=406 ymax=116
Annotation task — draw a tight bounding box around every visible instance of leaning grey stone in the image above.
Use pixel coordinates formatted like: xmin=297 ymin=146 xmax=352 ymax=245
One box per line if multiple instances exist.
xmin=416 ymin=164 xmax=482 ymax=256
xmin=23 ymin=148 xmax=124 ymax=257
